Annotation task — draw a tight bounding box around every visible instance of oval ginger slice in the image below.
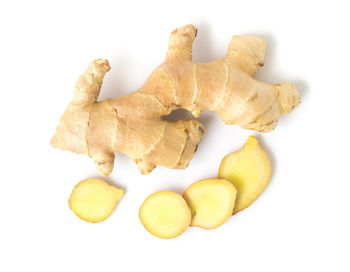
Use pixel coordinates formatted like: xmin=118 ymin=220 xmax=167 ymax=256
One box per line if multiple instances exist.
xmin=69 ymin=178 xmax=124 ymax=223
xmin=183 ymin=179 xmax=237 ymax=229
xmin=218 ymin=136 xmax=271 ymax=214
xmin=139 ymin=191 xmax=191 ymax=239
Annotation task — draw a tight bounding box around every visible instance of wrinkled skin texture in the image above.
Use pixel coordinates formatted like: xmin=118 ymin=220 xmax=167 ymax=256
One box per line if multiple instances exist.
xmin=51 ymin=25 xmax=300 ymax=176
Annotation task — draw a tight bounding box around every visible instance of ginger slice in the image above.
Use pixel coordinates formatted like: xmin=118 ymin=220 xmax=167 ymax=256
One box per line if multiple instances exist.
xmin=218 ymin=136 xmax=271 ymax=214
xmin=69 ymin=178 xmax=124 ymax=223
xmin=139 ymin=191 xmax=191 ymax=239
xmin=183 ymin=179 xmax=237 ymax=229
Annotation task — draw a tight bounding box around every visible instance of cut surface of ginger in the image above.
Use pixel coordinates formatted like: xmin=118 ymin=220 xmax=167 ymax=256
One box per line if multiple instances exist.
xmin=139 ymin=191 xmax=191 ymax=239
xmin=218 ymin=136 xmax=271 ymax=214
xmin=69 ymin=178 xmax=124 ymax=223
xmin=183 ymin=179 xmax=237 ymax=229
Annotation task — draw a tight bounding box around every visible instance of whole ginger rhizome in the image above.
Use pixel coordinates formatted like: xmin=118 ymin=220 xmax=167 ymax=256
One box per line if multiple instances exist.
xmin=51 ymin=25 xmax=300 ymax=176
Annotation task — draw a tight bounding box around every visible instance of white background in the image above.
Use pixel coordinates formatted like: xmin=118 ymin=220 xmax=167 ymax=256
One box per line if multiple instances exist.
xmin=1 ymin=0 xmax=349 ymax=271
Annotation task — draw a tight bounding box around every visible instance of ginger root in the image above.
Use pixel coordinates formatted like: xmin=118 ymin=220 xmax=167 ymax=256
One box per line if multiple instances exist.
xmin=218 ymin=136 xmax=271 ymax=214
xmin=69 ymin=178 xmax=124 ymax=223
xmin=51 ymin=25 xmax=300 ymax=176
xmin=139 ymin=191 xmax=191 ymax=239
xmin=183 ymin=179 xmax=237 ymax=229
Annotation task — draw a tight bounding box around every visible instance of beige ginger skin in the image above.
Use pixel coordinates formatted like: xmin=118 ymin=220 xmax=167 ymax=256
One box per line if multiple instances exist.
xmin=51 ymin=25 xmax=300 ymax=176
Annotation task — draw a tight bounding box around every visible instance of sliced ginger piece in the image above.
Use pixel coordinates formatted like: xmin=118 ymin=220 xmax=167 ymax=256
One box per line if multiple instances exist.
xmin=218 ymin=136 xmax=271 ymax=214
xmin=139 ymin=191 xmax=191 ymax=239
xmin=69 ymin=178 xmax=124 ymax=223
xmin=183 ymin=179 xmax=237 ymax=229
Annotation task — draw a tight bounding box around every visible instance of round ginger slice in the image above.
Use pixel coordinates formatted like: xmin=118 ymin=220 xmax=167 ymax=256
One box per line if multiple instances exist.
xmin=69 ymin=178 xmax=124 ymax=223
xmin=139 ymin=191 xmax=191 ymax=239
xmin=183 ymin=179 xmax=237 ymax=230
xmin=218 ymin=136 xmax=272 ymax=214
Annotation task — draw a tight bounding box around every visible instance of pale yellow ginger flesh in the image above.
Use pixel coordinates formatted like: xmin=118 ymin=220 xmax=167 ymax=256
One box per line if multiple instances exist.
xmin=69 ymin=178 xmax=124 ymax=223
xmin=218 ymin=136 xmax=271 ymax=214
xmin=183 ymin=179 xmax=237 ymax=229
xmin=51 ymin=24 xmax=300 ymax=176
xmin=139 ymin=191 xmax=191 ymax=239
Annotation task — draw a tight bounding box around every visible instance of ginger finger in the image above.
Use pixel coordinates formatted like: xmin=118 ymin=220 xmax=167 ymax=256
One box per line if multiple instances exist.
xmin=51 ymin=25 xmax=299 ymax=176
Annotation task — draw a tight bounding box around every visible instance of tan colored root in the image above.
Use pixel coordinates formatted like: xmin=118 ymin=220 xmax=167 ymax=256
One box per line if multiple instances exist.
xmin=51 ymin=25 xmax=300 ymax=176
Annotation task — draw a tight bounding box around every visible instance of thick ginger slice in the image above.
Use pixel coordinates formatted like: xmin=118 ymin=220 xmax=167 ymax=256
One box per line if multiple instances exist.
xmin=183 ymin=179 xmax=237 ymax=229
xmin=139 ymin=191 xmax=191 ymax=239
xmin=218 ymin=136 xmax=271 ymax=214
xmin=51 ymin=25 xmax=300 ymax=176
xmin=69 ymin=178 xmax=124 ymax=223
